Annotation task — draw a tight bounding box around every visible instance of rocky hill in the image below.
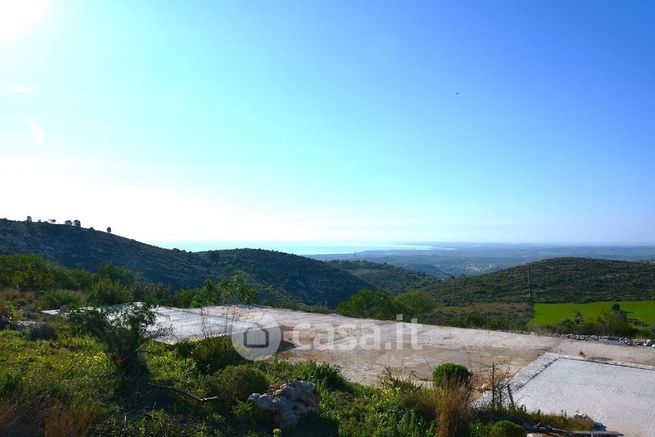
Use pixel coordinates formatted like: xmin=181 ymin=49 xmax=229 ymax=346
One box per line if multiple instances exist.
xmin=0 ymin=219 xmax=370 ymax=307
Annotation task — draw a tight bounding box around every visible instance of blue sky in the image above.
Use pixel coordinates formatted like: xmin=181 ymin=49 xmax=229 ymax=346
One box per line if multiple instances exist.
xmin=1 ymin=0 xmax=654 ymax=246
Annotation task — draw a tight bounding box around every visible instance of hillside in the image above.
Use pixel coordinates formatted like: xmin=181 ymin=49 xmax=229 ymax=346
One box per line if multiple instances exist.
xmin=424 ymin=257 xmax=655 ymax=305
xmin=327 ymin=260 xmax=444 ymax=294
xmin=0 ymin=219 xmax=370 ymax=307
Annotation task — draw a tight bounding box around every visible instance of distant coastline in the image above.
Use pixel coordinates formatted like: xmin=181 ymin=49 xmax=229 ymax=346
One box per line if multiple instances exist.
xmin=155 ymin=241 xmax=436 ymax=255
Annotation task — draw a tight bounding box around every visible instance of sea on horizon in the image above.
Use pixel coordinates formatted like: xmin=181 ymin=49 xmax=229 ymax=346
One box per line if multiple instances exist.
xmin=154 ymin=241 xmax=439 ymax=255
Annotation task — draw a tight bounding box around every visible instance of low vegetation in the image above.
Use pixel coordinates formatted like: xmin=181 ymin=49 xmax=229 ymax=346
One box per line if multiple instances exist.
xmin=423 ymin=303 xmax=532 ymax=332
xmin=328 ymin=260 xmax=445 ymax=295
xmin=421 ymin=257 xmax=655 ymax=305
xmin=329 ymin=256 xmax=655 ymax=337
xmin=532 ymin=303 xmax=654 ymax=338
xmin=0 ymin=304 xmax=593 ymax=436
xmin=336 ymin=289 xmax=435 ymax=322
xmin=0 ymin=254 xmax=173 ymax=309
xmin=531 ymin=300 xmax=655 ymax=329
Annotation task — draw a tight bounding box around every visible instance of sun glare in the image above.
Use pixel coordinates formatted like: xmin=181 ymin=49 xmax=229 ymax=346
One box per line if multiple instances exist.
xmin=0 ymin=0 xmax=49 ymax=39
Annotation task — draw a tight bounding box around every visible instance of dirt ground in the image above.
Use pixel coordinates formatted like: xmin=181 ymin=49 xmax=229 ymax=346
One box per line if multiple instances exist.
xmin=155 ymin=306 xmax=655 ymax=386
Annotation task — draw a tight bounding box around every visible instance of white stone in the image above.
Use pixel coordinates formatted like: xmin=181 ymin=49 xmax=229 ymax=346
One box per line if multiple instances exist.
xmin=248 ymin=380 xmax=320 ymax=428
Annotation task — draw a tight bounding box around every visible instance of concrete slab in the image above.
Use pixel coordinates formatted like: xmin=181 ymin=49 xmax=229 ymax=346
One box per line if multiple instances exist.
xmin=481 ymin=353 xmax=655 ymax=437
xmin=148 ymin=306 xmax=655 ymax=387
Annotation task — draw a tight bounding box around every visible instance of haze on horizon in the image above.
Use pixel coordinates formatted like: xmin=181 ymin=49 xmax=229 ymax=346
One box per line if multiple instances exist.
xmin=1 ymin=1 xmax=654 ymax=246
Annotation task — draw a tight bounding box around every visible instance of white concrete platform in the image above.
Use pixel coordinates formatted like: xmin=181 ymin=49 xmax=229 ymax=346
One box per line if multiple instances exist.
xmin=141 ymin=306 xmax=655 ymax=384
xmin=484 ymin=353 xmax=655 ymax=437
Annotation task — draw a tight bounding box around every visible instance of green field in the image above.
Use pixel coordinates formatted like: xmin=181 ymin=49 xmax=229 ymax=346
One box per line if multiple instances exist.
xmin=531 ymin=300 xmax=655 ymax=327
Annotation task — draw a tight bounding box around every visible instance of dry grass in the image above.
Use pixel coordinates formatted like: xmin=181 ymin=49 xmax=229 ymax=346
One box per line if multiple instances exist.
xmin=1 ymin=289 xmax=21 ymax=301
xmin=435 ymin=381 xmax=474 ymax=437
xmin=0 ymin=400 xmax=41 ymax=436
xmin=43 ymin=402 xmax=95 ymax=437
xmin=0 ymin=399 xmax=96 ymax=437
xmin=378 ymin=366 xmax=475 ymax=435
xmin=23 ymin=291 xmax=36 ymax=304
xmin=472 ymin=363 xmax=512 ymax=395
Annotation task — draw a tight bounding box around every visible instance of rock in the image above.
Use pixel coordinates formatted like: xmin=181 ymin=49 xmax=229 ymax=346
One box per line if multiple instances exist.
xmin=248 ymin=380 xmax=320 ymax=428
xmin=14 ymin=320 xmax=37 ymax=330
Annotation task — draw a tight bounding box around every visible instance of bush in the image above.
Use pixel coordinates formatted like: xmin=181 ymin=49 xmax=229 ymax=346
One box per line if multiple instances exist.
xmin=489 ymin=420 xmax=526 ymax=437
xmin=176 ymin=336 xmax=245 ymax=374
xmin=0 ymin=298 xmax=11 ymax=329
xmin=0 ymin=374 xmax=21 ymax=398
xmin=394 ymin=290 xmax=434 ymax=318
xmin=436 ymin=380 xmax=473 ymax=437
xmin=67 ymin=304 xmax=159 ymax=376
xmin=205 ymin=365 xmax=269 ymax=406
xmin=174 ymin=277 xmax=257 ymax=308
xmin=378 ymin=368 xmax=438 ymax=422
xmin=87 ymin=278 xmax=133 ymax=306
xmin=336 ymin=289 xmax=406 ymax=320
xmin=26 ymin=323 xmax=58 ymax=341
xmin=299 ymin=361 xmax=349 ymax=391
xmin=595 ymin=307 xmax=636 ymax=337
xmin=432 ymin=363 xmax=471 ymax=388
xmin=231 ymin=399 xmax=256 ymax=422
xmin=41 ymin=290 xmax=82 ymax=310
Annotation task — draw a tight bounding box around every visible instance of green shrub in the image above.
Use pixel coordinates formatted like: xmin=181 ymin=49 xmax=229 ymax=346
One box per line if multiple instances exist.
xmin=489 ymin=420 xmax=526 ymax=437
xmin=336 ymin=289 xmax=406 ymax=320
xmin=40 ymin=290 xmax=82 ymax=310
xmin=394 ymin=290 xmax=434 ymax=317
xmin=0 ymin=373 xmax=22 ymax=398
xmin=174 ymin=277 xmax=257 ymax=308
xmin=26 ymin=323 xmax=58 ymax=341
xmin=206 ymin=365 xmax=269 ymax=406
xmin=299 ymin=361 xmax=349 ymax=391
xmin=232 ymin=399 xmax=256 ymax=422
xmin=378 ymin=368 xmax=438 ymax=422
xmin=176 ymin=336 xmax=245 ymax=374
xmin=432 ymin=363 xmax=471 ymax=388
xmin=590 ymin=305 xmax=636 ymax=337
xmin=0 ymin=298 xmax=11 ymax=329
xmin=67 ymin=304 xmax=158 ymax=376
xmin=86 ymin=278 xmax=133 ymax=306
